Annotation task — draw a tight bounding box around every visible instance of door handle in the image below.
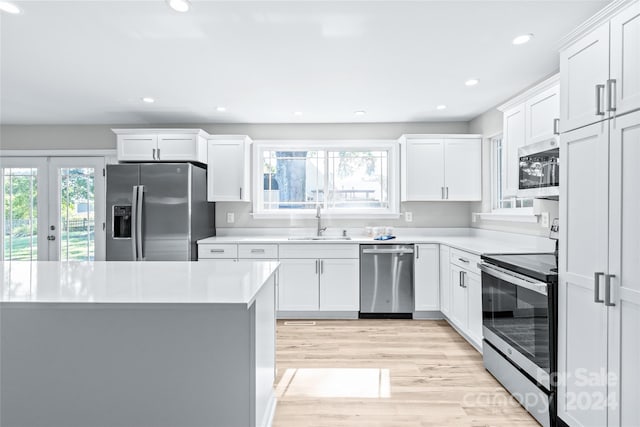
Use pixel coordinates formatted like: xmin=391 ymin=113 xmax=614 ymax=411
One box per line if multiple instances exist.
xmin=320 ymin=260 xmax=324 ymax=275
xmin=156 ymin=149 xmax=160 ymax=160
xmin=152 ymin=148 xmax=157 ymax=160
xmin=553 ymin=118 xmax=560 ymax=135
xmin=459 ymin=270 xmax=464 ymax=287
xmin=445 ymin=187 xmax=449 ymax=200
xmin=458 ymin=257 xmax=469 ymax=264
xmin=441 ymin=187 xmax=445 ymax=200
xmin=594 ymin=272 xmax=605 ymax=303
xmin=131 ymin=186 xmax=138 ymax=260
xmin=239 ymin=187 xmax=243 ymax=200
xmin=595 ymin=84 xmax=605 ymax=116
xmin=416 ymin=245 xmax=420 ymax=259
xmin=250 ymin=249 xmax=265 ymax=254
xmin=47 ymin=235 xmax=56 ymax=241
xmin=606 ymin=79 xmax=617 ymax=113
xmin=136 ymin=185 xmax=145 ymax=260
xmin=315 ymin=260 xmax=319 ymax=274
xmin=604 ymin=274 xmax=616 ymax=307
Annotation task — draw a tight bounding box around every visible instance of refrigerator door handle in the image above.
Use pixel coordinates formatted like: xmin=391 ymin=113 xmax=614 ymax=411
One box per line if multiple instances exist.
xmin=136 ymin=185 xmax=145 ymax=260
xmin=131 ymin=186 xmax=139 ymax=260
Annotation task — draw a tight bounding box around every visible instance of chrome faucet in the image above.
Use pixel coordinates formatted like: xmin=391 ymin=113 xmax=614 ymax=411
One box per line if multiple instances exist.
xmin=316 ymin=206 xmax=327 ymax=237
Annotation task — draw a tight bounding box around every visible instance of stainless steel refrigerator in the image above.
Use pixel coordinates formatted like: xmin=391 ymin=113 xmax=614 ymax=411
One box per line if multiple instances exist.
xmin=106 ymin=163 xmax=214 ymax=261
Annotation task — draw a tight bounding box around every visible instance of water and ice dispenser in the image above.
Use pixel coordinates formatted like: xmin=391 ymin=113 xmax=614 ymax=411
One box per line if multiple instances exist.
xmin=112 ymin=205 xmax=132 ymax=238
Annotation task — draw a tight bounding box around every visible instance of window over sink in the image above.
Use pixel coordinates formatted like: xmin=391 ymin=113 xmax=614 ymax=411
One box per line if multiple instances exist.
xmin=253 ymin=141 xmax=399 ymax=218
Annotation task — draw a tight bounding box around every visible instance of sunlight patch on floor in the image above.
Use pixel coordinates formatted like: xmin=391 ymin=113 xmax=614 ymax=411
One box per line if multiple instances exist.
xmin=276 ymin=368 xmax=391 ymax=399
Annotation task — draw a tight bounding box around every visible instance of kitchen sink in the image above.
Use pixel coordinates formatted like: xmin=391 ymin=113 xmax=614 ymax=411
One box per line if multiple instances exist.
xmin=287 ymin=236 xmax=352 ymax=241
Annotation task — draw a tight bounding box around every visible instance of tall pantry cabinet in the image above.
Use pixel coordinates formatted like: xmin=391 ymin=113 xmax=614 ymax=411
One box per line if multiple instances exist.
xmin=558 ymin=1 xmax=640 ymax=426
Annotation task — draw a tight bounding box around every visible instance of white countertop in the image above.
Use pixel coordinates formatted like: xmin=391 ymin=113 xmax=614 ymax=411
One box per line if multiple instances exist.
xmin=197 ymin=228 xmax=554 ymax=255
xmin=0 ymin=261 xmax=278 ymax=306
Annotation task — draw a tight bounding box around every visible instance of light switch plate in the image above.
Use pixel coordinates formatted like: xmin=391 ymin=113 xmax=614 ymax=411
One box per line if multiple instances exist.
xmin=405 ymin=212 xmax=413 ymax=222
xmin=541 ymin=212 xmax=549 ymax=228
xmin=227 ymin=212 xmax=235 ymax=224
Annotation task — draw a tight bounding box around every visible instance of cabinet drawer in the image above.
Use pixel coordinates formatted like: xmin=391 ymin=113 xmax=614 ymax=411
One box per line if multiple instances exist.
xmin=450 ymin=248 xmax=481 ymax=274
xmin=238 ymin=244 xmax=278 ymax=259
xmin=278 ymin=244 xmax=359 ymax=259
xmin=198 ymin=244 xmax=238 ymax=259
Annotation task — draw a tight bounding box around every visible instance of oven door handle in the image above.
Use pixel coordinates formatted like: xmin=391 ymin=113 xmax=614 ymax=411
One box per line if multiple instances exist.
xmin=478 ymin=263 xmax=548 ymax=296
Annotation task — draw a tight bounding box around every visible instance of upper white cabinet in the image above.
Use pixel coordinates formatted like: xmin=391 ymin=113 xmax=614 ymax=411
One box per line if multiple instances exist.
xmin=207 ymin=135 xmax=251 ymax=202
xmin=113 ymin=129 xmax=208 ymax=163
xmin=560 ymin=1 xmax=640 ymax=133
xmin=499 ymin=75 xmax=559 ymax=197
xmin=414 ymin=244 xmax=439 ymax=312
xmin=400 ymin=135 xmax=482 ymax=201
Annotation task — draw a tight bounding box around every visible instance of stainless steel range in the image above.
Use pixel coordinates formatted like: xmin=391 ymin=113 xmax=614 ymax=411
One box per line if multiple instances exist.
xmin=479 ymin=252 xmax=558 ymax=427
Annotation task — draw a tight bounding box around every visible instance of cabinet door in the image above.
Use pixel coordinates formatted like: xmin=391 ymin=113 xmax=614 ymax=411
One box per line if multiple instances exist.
xmin=449 ymin=264 xmax=468 ymax=331
xmin=443 ymin=138 xmax=481 ymax=201
xmin=525 ymin=85 xmax=560 ymax=145
xmin=610 ymin=2 xmax=640 ymax=117
xmin=503 ymin=104 xmax=526 ymax=197
xmin=466 ymin=272 xmax=483 ymax=347
xmin=414 ymin=244 xmax=439 ymax=311
xmin=319 ymin=259 xmax=359 ymax=311
xmin=560 ymin=22 xmax=610 ymax=133
xmin=117 ymin=135 xmax=157 ymax=161
xmin=157 ymin=135 xmax=200 ymax=162
xmin=277 ymin=259 xmax=319 ymax=311
xmin=207 ymin=141 xmax=248 ymax=202
xmin=557 ymin=121 xmax=609 ymax=427
xmin=401 ymin=139 xmax=445 ymax=201
xmin=439 ymin=246 xmax=451 ymax=316
xmin=607 ymin=110 xmax=640 ymax=427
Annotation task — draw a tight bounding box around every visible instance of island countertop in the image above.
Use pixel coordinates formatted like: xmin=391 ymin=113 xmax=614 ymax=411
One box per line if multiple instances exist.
xmin=0 ymin=260 xmax=279 ymax=306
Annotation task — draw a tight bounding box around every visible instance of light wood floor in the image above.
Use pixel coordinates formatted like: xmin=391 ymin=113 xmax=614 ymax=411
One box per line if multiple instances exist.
xmin=273 ymin=319 xmax=539 ymax=427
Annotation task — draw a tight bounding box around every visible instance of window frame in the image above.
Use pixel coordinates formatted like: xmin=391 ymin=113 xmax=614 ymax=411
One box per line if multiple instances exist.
xmin=489 ymin=134 xmax=535 ymax=214
xmin=252 ymin=140 xmax=400 ymax=219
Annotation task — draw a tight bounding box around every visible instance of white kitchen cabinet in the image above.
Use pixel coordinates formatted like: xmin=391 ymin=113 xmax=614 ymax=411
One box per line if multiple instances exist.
xmin=400 ymin=135 xmax=482 ymax=201
xmin=113 ymin=129 xmax=208 ymax=163
xmin=560 ymin=23 xmax=610 ymax=133
xmin=277 ymin=244 xmax=360 ymax=315
xmin=449 ymin=264 xmax=468 ymax=331
xmin=277 ymin=259 xmax=319 ymax=311
xmin=610 ymin=1 xmax=640 ymax=117
xmin=525 ymin=85 xmax=560 ymax=144
xmin=466 ymin=272 xmax=483 ymax=346
xmin=207 ymin=136 xmax=251 ymax=202
xmin=414 ymin=244 xmax=439 ymax=312
xmin=502 ymin=104 xmax=526 ymax=198
xmin=439 ymin=245 xmax=451 ymax=316
xmin=319 ymin=259 xmax=359 ymax=311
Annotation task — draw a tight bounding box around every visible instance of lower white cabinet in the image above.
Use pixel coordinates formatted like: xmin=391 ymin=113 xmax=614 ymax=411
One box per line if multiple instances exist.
xmin=448 ymin=257 xmax=482 ymax=349
xmin=278 ymin=246 xmax=360 ymax=314
xmin=414 ymin=244 xmax=440 ymax=311
xmin=439 ymin=245 xmax=452 ymax=316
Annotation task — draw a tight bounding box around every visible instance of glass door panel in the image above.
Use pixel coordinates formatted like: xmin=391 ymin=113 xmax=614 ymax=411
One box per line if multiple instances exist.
xmin=0 ymin=158 xmax=48 ymax=260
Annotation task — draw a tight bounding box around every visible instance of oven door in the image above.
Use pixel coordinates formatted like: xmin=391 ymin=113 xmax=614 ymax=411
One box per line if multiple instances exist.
xmin=479 ymin=262 xmax=552 ymax=390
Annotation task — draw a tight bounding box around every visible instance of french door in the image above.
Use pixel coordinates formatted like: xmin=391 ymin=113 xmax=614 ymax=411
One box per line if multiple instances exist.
xmin=0 ymin=156 xmax=105 ymax=261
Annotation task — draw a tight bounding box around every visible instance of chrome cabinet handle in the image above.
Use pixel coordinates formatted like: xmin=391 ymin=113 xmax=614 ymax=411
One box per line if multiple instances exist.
xmin=157 ymin=148 xmax=160 ymax=160
xmin=239 ymin=187 xmax=243 ymax=199
xmin=553 ymin=118 xmax=560 ymax=135
xmin=459 ymin=270 xmax=464 ymax=287
xmin=594 ymin=272 xmax=605 ymax=303
xmin=445 ymin=187 xmax=449 ymax=200
xmin=250 ymin=249 xmax=265 ymax=253
xmin=604 ymin=274 xmax=616 ymax=307
xmin=320 ymin=260 xmax=324 ymax=275
xmin=441 ymin=187 xmax=445 ymax=200
xmin=607 ymin=79 xmax=617 ymax=112
xmin=315 ymin=260 xmax=318 ymax=274
xmin=416 ymin=245 xmax=420 ymax=259
xmin=152 ymin=148 xmax=157 ymax=160
xmin=595 ymin=84 xmax=605 ymax=116
xmin=209 ymin=249 xmax=225 ymax=253
xmin=458 ymin=257 xmax=469 ymax=263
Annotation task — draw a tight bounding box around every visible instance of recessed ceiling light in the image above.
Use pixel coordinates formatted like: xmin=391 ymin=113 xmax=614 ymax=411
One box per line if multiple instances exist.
xmin=354 ymin=110 xmax=366 ymax=116
xmin=436 ymin=105 xmax=447 ymax=110
xmin=293 ymin=111 xmax=303 ymax=116
xmin=512 ymin=34 xmax=534 ymax=45
xmin=465 ymin=79 xmax=479 ymax=87
xmin=142 ymin=97 xmax=155 ymax=104
xmin=216 ymin=106 xmax=227 ymax=112
xmin=167 ymin=0 xmax=191 ymax=13
xmin=0 ymin=1 xmax=21 ymax=14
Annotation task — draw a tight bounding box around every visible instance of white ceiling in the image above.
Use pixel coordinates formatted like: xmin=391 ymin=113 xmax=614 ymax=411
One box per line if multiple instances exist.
xmin=1 ymin=0 xmax=608 ymax=125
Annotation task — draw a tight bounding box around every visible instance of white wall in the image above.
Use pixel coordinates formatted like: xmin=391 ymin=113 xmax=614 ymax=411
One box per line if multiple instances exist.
xmin=468 ymin=107 xmax=559 ymax=237
xmin=0 ymin=121 xmax=476 ymax=229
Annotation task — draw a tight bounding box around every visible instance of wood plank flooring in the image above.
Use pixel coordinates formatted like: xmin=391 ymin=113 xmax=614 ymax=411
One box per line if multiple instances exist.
xmin=273 ymin=319 xmax=539 ymax=427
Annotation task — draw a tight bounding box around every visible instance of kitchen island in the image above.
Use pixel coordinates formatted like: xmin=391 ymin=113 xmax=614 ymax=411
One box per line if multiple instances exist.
xmin=0 ymin=260 xmax=279 ymax=427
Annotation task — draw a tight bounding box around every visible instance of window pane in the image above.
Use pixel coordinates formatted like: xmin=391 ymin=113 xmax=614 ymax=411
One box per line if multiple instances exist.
xmin=327 ymin=151 xmax=389 ymax=209
xmin=263 ymin=151 xmax=324 ymax=210
xmin=3 ymin=168 xmax=38 ymax=260
xmin=59 ymin=167 xmax=95 ymax=261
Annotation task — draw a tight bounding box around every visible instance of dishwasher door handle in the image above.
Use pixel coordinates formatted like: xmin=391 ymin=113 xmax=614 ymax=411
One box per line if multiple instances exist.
xmin=361 ymin=249 xmax=414 ymax=255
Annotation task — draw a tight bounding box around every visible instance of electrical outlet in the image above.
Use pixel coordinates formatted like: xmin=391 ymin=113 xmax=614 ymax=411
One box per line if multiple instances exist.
xmin=541 ymin=212 xmax=549 ymax=228
xmin=405 ymin=211 xmax=413 ymax=222
xmin=227 ymin=212 xmax=235 ymax=224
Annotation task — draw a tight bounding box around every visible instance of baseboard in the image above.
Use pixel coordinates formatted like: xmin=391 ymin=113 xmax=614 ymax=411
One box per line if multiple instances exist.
xmin=442 ymin=315 xmax=482 ymax=353
xmin=277 ymin=311 xmax=359 ymax=319
xmin=260 ymin=393 xmax=277 ymax=427
xmin=413 ymin=311 xmax=445 ymax=319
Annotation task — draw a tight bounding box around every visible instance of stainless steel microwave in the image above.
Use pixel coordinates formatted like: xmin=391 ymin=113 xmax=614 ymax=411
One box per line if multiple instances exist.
xmin=518 ymin=138 xmax=559 ymax=199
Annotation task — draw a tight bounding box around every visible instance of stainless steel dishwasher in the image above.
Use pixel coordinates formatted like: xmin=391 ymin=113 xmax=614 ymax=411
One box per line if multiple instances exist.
xmin=360 ymin=244 xmax=414 ymax=318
